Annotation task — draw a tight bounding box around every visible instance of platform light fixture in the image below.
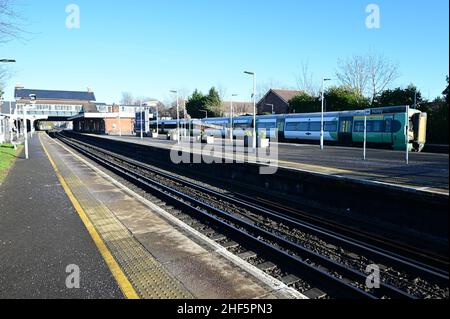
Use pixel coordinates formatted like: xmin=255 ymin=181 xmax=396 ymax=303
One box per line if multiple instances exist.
xmin=244 ymin=71 xmax=256 ymax=149
xmin=321 ymin=77 xmax=332 ymax=150
xmin=200 ymin=110 xmax=208 ymax=119
xmin=170 ymin=90 xmax=180 ymax=144
xmin=266 ymin=103 xmax=275 ymax=115
xmin=230 ymin=94 xmax=238 ymax=141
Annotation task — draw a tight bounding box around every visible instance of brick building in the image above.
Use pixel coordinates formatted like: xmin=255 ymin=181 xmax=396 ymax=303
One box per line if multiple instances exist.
xmin=70 ymin=104 xmax=136 ymax=135
xmin=257 ymin=89 xmax=303 ymax=115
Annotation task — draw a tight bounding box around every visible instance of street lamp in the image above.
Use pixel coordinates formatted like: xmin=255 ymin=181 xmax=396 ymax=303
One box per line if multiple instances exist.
xmin=230 ymin=94 xmax=238 ymax=141
xmin=321 ymin=77 xmax=332 ymax=150
xmin=0 ymin=59 xmax=16 ymax=63
xmin=117 ymin=105 xmax=122 ymax=137
xmin=244 ymin=71 xmax=256 ymax=149
xmin=200 ymin=110 xmax=208 ymax=119
xmin=266 ymin=103 xmax=275 ymax=115
xmin=183 ymin=99 xmax=188 ymax=139
xmin=170 ymin=90 xmax=180 ymax=144
xmin=139 ymin=100 xmax=144 ymax=140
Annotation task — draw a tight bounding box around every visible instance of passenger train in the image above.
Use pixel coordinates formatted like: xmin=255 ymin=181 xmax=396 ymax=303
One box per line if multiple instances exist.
xmin=136 ymin=106 xmax=427 ymax=152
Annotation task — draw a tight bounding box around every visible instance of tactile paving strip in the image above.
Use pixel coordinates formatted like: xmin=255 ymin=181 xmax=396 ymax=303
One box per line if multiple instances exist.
xmin=45 ymin=138 xmax=192 ymax=299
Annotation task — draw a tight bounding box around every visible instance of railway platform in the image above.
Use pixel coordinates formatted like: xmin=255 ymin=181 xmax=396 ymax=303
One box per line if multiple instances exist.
xmin=0 ymin=132 xmax=304 ymax=299
xmin=84 ymin=134 xmax=449 ymax=196
xmin=0 ymin=134 xmax=122 ymax=298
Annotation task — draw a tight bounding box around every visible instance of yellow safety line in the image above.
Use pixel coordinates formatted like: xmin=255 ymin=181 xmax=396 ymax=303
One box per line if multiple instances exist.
xmin=39 ymin=134 xmax=140 ymax=300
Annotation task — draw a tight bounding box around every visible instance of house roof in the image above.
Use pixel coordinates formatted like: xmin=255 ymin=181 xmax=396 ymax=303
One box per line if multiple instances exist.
xmin=257 ymin=89 xmax=303 ymax=105
xmin=270 ymin=89 xmax=304 ymax=103
xmin=14 ymin=88 xmax=96 ymax=101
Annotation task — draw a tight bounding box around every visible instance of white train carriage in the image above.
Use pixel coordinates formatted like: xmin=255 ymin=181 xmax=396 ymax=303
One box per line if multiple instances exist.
xmin=256 ymin=117 xmax=278 ymax=139
xmin=284 ymin=114 xmax=339 ymax=142
xmin=203 ymin=118 xmax=230 ymax=137
xmin=232 ymin=117 xmax=253 ymax=138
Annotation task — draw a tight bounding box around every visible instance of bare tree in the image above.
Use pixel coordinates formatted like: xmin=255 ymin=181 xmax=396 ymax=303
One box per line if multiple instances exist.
xmin=0 ymin=0 xmax=22 ymax=43
xmin=336 ymin=52 xmax=399 ymax=102
xmin=256 ymin=78 xmax=288 ymax=101
xmin=295 ymin=61 xmax=319 ymax=96
xmin=367 ymin=53 xmax=400 ymax=102
xmin=336 ymin=54 xmax=370 ymax=96
xmin=0 ymin=0 xmax=20 ymax=93
xmin=120 ymin=92 xmax=135 ymax=105
xmin=216 ymin=83 xmax=227 ymax=101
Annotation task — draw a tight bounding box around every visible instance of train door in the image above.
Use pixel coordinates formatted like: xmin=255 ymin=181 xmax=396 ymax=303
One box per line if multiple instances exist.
xmin=339 ymin=117 xmax=353 ymax=145
xmin=412 ymin=112 xmax=427 ymax=151
xmin=382 ymin=115 xmax=394 ymax=144
xmin=277 ymin=118 xmax=285 ymax=141
xmin=309 ymin=121 xmax=321 ymax=141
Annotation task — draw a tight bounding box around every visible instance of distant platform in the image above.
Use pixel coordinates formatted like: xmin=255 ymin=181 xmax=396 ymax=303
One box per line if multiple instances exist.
xmin=83 ymin=134 xmax=449 ymax=196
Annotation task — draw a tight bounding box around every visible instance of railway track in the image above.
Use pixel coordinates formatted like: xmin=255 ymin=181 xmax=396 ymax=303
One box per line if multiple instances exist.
xmin=52 ymin=132 xmax=449 ymax=299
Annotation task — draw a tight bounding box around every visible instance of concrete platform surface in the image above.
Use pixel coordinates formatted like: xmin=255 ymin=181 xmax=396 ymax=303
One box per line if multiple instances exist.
xmin=82 ymin=134 xmax=449 ymax=195
xmin=0 ymin=134 xmax=123 ymax=299
xmin=40 ymin=133 xmax=304 ymax=299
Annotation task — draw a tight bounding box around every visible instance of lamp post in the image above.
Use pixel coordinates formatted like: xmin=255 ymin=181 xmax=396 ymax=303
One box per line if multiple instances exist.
xmin=183 ymin=99 xmax=188 ymax=139
xmin=406 ymin=105 xmax=410 ymax=165
xmin=117 ymin=105 xmax=122 ymax=137
xmin=230 ymin=94 xmax=238 ymax=141
xmin=244 ymin=71 xmax=256 ymax=149
xmin=321 ymin=77 xmax=332 ymax=150
xmin=200 ymin=110 xmax=208 ymax=119
xmin=140 ymin=100 xmax=144 ymax=140
xmin=170 ymin=90 xmax=180 ymax=144
xmin=156 ymin=104 xmax=159 ymax=135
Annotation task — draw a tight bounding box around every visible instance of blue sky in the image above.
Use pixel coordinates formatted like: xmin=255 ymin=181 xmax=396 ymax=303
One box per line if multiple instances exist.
xmin=1 ymin=0 xmax=449 ymax=103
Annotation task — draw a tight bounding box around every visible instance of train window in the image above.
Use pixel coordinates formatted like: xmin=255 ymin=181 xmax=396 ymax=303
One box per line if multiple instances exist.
xmin=324 ymin=122 xmax=338 ymax=132
xmin=354 ymin=121 xmax=364 ymax=132
xmin=391 ymin=120 xmax=402 ymax=133
xmin=285 ymin=123 xmax=299 ymax=131
xmin=372 ymin=120 xmax=385 ymax=132
xmin=259 ymin=122 xmax=276 ymax=129
xmin=234 ymin=123 xmax=250 ymax=129
xmin=354 ymin=120 xmax=386 ymax=133
xmin=309 ymin=122 xmax=321 ymax=132
xmin=257 ymin=123 xmax=267 ymax=129
xmin=286 ymin=122 xmax=310 ymax=131
xmin=385 ymin=119 xmax=392 ymax=133
xmin=298 ymin=123 xmax=309 ymax=131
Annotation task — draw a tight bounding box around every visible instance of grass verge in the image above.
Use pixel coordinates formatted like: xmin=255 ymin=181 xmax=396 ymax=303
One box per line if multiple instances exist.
xmin=0 ymin=144 xmax=23 ymax=184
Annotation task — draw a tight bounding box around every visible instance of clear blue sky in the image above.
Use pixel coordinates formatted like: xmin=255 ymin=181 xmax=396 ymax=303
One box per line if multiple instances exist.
xmin=2 ymin=0 xmax=449 ymax=103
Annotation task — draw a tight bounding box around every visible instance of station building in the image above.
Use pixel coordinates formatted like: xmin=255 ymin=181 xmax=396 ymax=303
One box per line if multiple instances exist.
xmin=14 ymin=85 xmax=97 ymax=118
xmin=70 ymin=104 xmax=137 ymax=135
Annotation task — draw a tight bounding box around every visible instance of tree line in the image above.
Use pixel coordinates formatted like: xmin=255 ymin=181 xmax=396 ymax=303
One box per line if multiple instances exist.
xmin=288 ymin=77 xmax=448 ymax=144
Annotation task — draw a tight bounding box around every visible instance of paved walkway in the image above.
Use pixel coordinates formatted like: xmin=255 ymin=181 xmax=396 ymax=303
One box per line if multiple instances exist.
xmin=0 ymin=135 xmax=123 ymax=299
xmin=40 ymin=133 xmax=303 ymax=299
